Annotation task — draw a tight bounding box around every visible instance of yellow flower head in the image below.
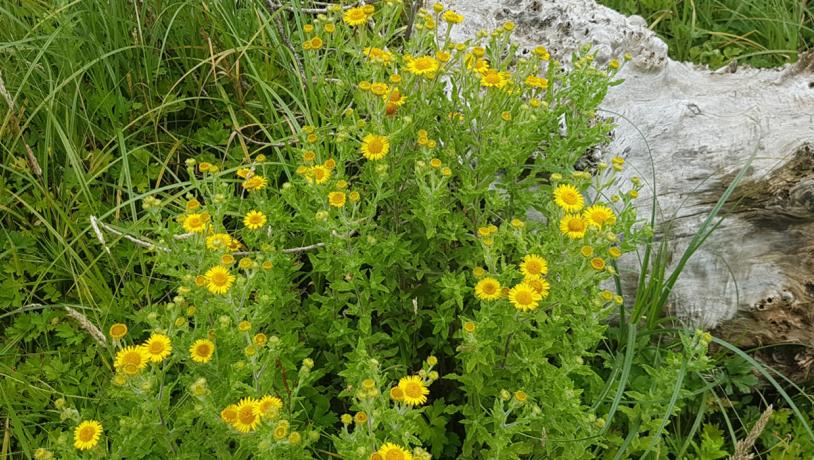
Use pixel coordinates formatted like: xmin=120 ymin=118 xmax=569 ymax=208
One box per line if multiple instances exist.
xmin=560 ymin=214 xmax=588 ymax=239
xmin=523 ymin=277 xmax=551 ymax=298
xmin=273 ymin=420 xmax=290 ymax=440
xmin=182 ymin=213 xmax=210 ymax=233
xmin=73 ymin=420 xmax=102 ymax=451
xmin=328 ymin=191 xmax=347 ymax=208
xmin=389 ymin=386 xmax=404 ymax=401
xmin=472 ymin=266 xmax=486 ymax=278
xmin=343 ymin=6 xmax=369 ymax=26
xmin=253 ymin=332 xmax=268 ymax=346
xmin=591 ymin=257 xmax=606 ymax=271
xmin=508 ymin=283 xmax=543 ymax=311
xmin=114 ymin=345 xmax=150 ymax=376
xmin=463 ymin=321 xmax=476 ymax=333
xmin=384 ymin=87 xmax=407 ymax=107
xmin=204 ymin=266 xmax=235 ymax=295
xmin=109 ymin=323 xmax=127 ymax=340
xmin=553 ymin=184 xmax=585 ymax=212
xmin=306 ymin=165 xmax=332 ymax=184
xmin=205 ymin=233 xmax=233 ymax=251
xmin=583 ymin=204 xmax=616 ymax=228
xmin=519 ymin=254 xmax=548 ymax=278
xmin=189 ymin=339 xmax=215 ymax=363
xmin=221 ymin=405 xmax=238 ymax=424
xmin=474 ymin=277 xmax=502 ymax=301
xmin=258 ymin=395 xmax=283 ymax=419
xmin=143 ymin=333 xmax=172 ymax=363
xmin=533 ymin=45 xmax=551 ymax=60
xmin=378 ymin=442 xmax=413 ymax=460
xmin=360 ymin=134 xmax=390 ymax=161
xmin=244 ymin=210 xmax=267 ymax=230
xmin=234 ymin=398 xmax=261 ymax=433
xmin=397 ymin=375 xmax=429 ymax=406
xmin=405 ymin=55 xmax=440 ymax=77
xmin=480 ymin=70 xmax=510 ymax=88
xmin=442 ymin=10 xmax=464 ymax=24
xmin=370 ymin=82 xmax=389 ymax=96
xmin=525 ymin=75 xmax=549 ymax=89
xmin=354 ymin=411 xmax=368 ymax=424
xmin=609 ymin=246 xmax=622 ymax=258
xmin=242 ymin=175 xmax=268 ymax=192
xmin=363 ymin=47 xmax=394 ymax=64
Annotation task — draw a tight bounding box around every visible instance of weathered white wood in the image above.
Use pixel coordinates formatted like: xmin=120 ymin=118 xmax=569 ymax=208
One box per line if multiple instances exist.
xmin=449 ymin=0 xmax=814 ymax=365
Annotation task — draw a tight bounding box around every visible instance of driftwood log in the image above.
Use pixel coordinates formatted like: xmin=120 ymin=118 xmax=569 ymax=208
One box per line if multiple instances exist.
xmin=450 ymin=0 xmax=814 ymax=378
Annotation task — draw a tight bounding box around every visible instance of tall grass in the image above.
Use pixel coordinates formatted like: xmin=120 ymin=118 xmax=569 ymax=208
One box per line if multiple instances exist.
xmin=600 ymin=0 xmax=814 ymax=68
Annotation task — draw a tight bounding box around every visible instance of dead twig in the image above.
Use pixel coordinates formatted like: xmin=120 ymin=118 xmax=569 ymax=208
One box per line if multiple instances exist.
xmin=65 ymin=306 xmax=107 ymax=346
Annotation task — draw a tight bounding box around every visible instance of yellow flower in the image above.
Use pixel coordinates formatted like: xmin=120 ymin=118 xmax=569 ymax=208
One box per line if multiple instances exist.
xmin=389 ymin=386 xmax=404 ymax=401
xmin=519 ymin=254 xmax=548 ymax=277
xmin=328 ymin=191 xmax=347 ymax=208
xmin=383 ymin=87 xmax=407 ymax=106
xmin=405 ymin=55 xmax=440 ymax=77
xmin=258 ymin=395 xmax=283 ymax=419
xmin=503 ymin=21 xmax=515 ymax=31
xmin=591 ymin=258 xmax=606 ymax=271
xmin=360 ymin=134 xmax=390 ymax=161
xmin=242 ymin=175 xmax=268 ymax=191
xmin=362 ymin=46 xmax=394 ymax=64
xmin=583 ymin=204 xmax=616 ymax=228
xmin=305 ymin=165 xmax=332 ymax=184
xmin=341 ymin=413 xmax=352 ymax=425
xmin=273 ymin=420 xmax=289 ymax=440
xmin=436 ymin=50 xmax=452 ymax=62
xmin=186 ymin=198 xmax=201 ymax=210
xmin=205 ymin=233 xmax=233 ymax=251
xmin=430 ymin=158 xmax=442 ymax=168
xmin=234 ymin=398 xmax=261 ymax=433
xmin=580 ymin=246 xmax=594 ymax=257
xmin=378 ymin=442 xmax=413 ymax=460
xmin=463 ymin=321 xmax=476 ymax=333
xmin=472 ymin=266 xmax=486 ymax=278
xmin=304 ymin=36 xmax=323 ymax=51
xmin=114 ymin=345 xmax=150 ymax=376
xmin=143 ymin=333 xmax=172 ymax=363
xmin=514 ymin=390 xmax=527 ymax=402
xmin=442 ymin=167 xmax=452 ymax=177
xmin=343 ymin=6 xmax=369 ymax=26
xmin=238 ymin=320 xmax=251 ymax=332
xmin=511 ymin=218 xmax=524 ymax=229
xmin=474 ymin=277 xmax=502 ymax=301
xmin=508 ymin=283 xmax=542 ymax=311
xmin=524 ymin=75 xmax=549 ymax=89
xmin=480 ymin=70 xmax=510 ymax=88
xmin=533 ymin=45 xmax=550 ymax=60
xmin=204 ymin=266 xmax=235 ymax=295
xmin=559 ymin=214 xmax=587 ymax=239
xmin=501 ymin=111 xmax=512 ymax=121
xmin=397 ymin=375 xmax=429 ymax=406
xmin=553 ymin=184 xmax=585 ymax=212
xmin=253 ymin=332 xmax=268 ymax=346
xmin=523 ymin=277 xmax=550 ymax=298
xmin=244 ymin=210 xmax=267 ymax=230
xmin=303 ymin=24 xmax=314 ymax=33
xmin=324 ymin=23 xmax=336 ymax=33
xmin=73 ymin=420 xmax=102 ymax=451
xmin=609 ymin=247 xmax=622 ymax=258
xmin=182 ymin=213 xmax=209 ymax=233
xmin=349 ymin=191 xmax=361 ymax=202
xmin=354 ymin=411 xmax=368 ymax=424
xmin=442 ymin=10 xmax=464 ymax=24
xmin=370 ymin=82 xmax=389 ymax=96
xmin=221 ymin=405 xmax=239 ymax=424
xmin=189 ymin=339 xmax=215 ymax=363
xmin=109 ymin=323 xmax=127 ymax=340
xmin=221 ymin=254 xmax=235 ymax=266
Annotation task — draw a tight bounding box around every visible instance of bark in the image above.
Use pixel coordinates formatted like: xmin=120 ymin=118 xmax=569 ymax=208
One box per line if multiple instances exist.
xmin=451 ymin=0 xmax=814 ymax=378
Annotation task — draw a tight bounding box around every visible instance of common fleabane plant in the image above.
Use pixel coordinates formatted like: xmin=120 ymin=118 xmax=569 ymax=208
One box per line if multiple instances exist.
xmin=43 ymin=2 xmax=652 ymax=459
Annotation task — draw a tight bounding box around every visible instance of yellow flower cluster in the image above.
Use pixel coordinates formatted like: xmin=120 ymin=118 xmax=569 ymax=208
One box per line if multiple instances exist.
xmin=220 ymin=395 xmax=283 ymax=433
